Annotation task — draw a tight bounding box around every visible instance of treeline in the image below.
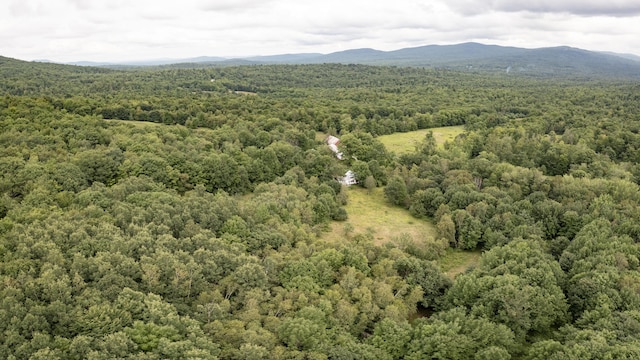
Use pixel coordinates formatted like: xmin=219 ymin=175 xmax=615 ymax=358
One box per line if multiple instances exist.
xmin=11 ymin=57 xmax=632 ymax=137
xmin=2 ymin=57 xmax=640 ymax=358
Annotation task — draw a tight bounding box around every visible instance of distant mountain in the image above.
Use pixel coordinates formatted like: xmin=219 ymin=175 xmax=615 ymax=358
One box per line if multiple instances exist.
xmin=311 ymin=42 xmax=525 ymax=65
xmin=66 ymin=56 xmax=227 ymax=67
xmin=233 ymin=43 xmax=640 ymax=78
xmin=491 ymin=46 xmax=640 ymax=78
xmin=294 ymin=43 xmax=640 ymax=78
xmin=600 ymin=51 xmax=640 ymax=63
xmin=9 ymin=43 xmax=640 ymax=78
xmin=68 ymin=61 xmax=118 ymax=67
xmin=182 ymin=56 xmax=228 ymax=63
xmin=243 ymin=53 xmax=322 ymax=63
xmin=303 ymin=48 xmax=389 ymax=63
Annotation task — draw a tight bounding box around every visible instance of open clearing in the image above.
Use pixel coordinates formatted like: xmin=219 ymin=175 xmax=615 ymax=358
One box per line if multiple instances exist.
xmin=377 ymin=125 xmax=465 ymax=154
xmin=104 ymin=119 xmax=164 ymax=128
xmin=438 ymin=248 xmax=482 ymax=280
xmin=324 ymin=187 xmax=480 ymax=278
xmin=324 ymin=186 xmax=437 ymax=246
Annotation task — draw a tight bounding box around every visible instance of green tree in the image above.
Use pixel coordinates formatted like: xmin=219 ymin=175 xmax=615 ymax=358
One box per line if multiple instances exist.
xmin=406 ymin=308 xmax=516 ymax=360
xmin=368 ymin=318 xmax=412 ymax=359
xmin=446 ymin=240 xmax=569 ymax=340
xmin=277 ymin=317 xmax=325 ymax=351
xmin=395 ymin=257 xmax=451 ymax=307
xmin=385 ymin=175 xmax=408 ymax=207
xmin=364 ymin=175 xmax=376 ymax=194
xmin=73 ymin=147 xmax=123 ymax=185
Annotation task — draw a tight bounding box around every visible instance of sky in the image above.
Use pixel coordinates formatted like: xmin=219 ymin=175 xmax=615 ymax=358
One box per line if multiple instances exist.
xmin=1 ymin=0 xmax=639 ymax=62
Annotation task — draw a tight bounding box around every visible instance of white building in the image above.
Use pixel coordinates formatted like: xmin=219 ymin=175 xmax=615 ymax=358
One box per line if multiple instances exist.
xmin=325 ymin=135 xmax=344 ymax=160
xmin=339 ymin=170 xmax=357 ymax=186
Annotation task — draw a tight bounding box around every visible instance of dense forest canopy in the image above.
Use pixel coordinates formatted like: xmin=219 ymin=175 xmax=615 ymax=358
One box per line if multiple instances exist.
xmin=2 ymin=55 xmax=640 ymax=359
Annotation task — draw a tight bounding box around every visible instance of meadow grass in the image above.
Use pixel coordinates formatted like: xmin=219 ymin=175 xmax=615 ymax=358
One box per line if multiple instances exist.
xmin=324 ymin=186 xmax=437 ymax=246
xmin=438 ymin=248 xmax=482 ymax=280
xmin=324 ymin=187 xmax=481 ymax=277
xmin=104 ymin=119 xmax=164 ymax=128
xmin=377 ymin=125 xmax=465 ymax=154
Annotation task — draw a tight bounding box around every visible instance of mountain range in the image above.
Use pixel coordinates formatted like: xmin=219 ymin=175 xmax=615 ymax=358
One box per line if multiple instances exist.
xmin=28 ymin=42 xmax=640 ymax=78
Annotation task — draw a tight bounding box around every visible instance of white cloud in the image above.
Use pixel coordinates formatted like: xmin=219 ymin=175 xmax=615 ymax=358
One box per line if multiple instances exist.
xmin=197 ymin=0 xmax=277 ymax=12
xmin=446 ymin=0 xmax=640 ymax=17
xmin=0 ymin=0 xmax=638 ymax=62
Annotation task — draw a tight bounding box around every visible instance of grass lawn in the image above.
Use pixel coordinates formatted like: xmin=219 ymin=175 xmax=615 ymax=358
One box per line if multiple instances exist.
xmin=377 ymin=125 xmax=465 ymax=154
xmin=324 ymin=186 xmax=437 ymax=246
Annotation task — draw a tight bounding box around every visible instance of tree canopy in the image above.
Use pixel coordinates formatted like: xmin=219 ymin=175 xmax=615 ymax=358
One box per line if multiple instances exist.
xmin=2 ymin=57 xmax=640 ymax=358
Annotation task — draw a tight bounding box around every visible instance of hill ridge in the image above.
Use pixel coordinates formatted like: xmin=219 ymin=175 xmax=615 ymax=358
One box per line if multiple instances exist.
xmin=4 ymin=42 xmax=640 ymax=78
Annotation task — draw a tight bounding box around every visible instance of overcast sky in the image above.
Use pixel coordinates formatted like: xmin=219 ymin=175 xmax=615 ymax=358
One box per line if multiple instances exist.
xmin=2 ymin=0 xmax=639 ymax=62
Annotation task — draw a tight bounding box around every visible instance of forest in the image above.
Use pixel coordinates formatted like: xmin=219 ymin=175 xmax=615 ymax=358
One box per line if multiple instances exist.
xmin=2 ymin=55 xmax=640 ymax=359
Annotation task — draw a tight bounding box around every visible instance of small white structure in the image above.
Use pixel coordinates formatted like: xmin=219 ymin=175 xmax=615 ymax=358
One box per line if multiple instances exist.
xmin=326 ymin=135 xmax=340 ymax=146
xmin=339 ymin=170 xmax=358 ymax=186
xmin=325 ymin=135 xmax=344 ymax=160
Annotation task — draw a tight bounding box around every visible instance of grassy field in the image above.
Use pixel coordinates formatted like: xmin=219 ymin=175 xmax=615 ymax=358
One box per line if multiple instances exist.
xmin=104 ymin=119 xmax=164 ymax=128
xmin=438 ymin=248 xmax=482 ymax=280
xmin=377 ymin=125 xmax=465 ymax=154
xmin=324 ymin=186 xmax=481 ymax=278
xmin=323 ymin=186 xmax=437 ymax=246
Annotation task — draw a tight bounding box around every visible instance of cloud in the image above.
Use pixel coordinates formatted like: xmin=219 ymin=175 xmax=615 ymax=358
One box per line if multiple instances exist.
xmin=9 ymin=0 xmax=59 ymax=17
xmin=9 ymin=1 xmax=36 ymax=16
xmin=1 ymin=0 xmax=639 ymax=62
xmin=197 ymin=0 xmax=275 ymax=12
xmin=66 ymin=0 xmax=92 ymax=10
xmin=448 ymin=0 xmax=640 ymax=17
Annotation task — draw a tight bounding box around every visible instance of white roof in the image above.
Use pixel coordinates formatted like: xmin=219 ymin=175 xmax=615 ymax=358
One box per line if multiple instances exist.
xmin=326 ymin=135 xmax=340 ymax=145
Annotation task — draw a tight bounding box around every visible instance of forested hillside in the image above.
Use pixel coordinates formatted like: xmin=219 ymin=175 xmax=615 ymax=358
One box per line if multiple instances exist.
xmin=2 ymin=56 xmax=640 ymax=359
xmin=56 ymin=43 xmax=640 ymax=79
